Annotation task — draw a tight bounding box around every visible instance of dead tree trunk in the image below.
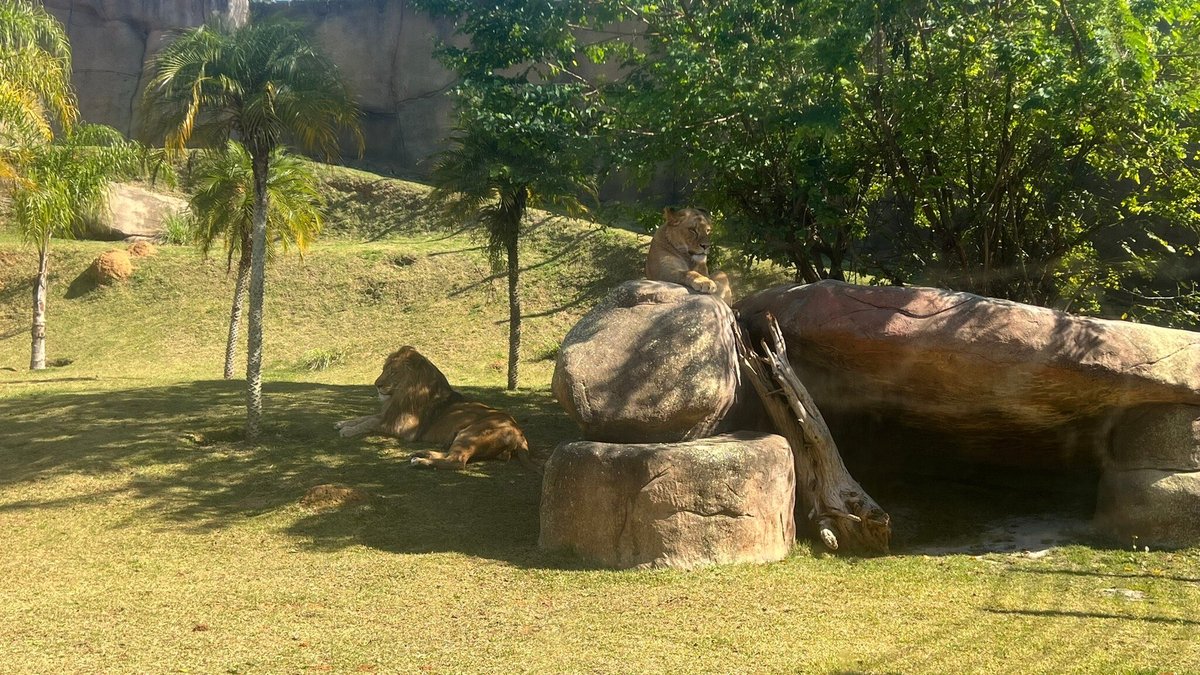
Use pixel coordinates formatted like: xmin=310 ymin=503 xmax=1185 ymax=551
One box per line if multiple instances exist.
xmin=736 ymin=313 xmax=891 ymax=555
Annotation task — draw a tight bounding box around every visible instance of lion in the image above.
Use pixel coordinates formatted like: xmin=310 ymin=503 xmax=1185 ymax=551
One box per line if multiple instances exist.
xmin=645 ymin=207 xmax=732 ymax=304
xmin=335 ymin=346 xmax=534 ymax=471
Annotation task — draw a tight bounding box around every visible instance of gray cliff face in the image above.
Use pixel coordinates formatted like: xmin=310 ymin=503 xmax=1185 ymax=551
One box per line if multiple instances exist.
xmin=48 ymin=0 xmax=456 ymax=175
xmin=45 ymin=0 xmax=250 ymax=137
xmin=254 ymin=1 xmax=459 ymax=174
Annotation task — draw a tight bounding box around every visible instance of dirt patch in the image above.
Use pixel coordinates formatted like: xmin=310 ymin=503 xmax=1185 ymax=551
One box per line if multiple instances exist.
xmin=300 ymin=484 xmax=369 ymax=510
xmin=92 ymin=250 xmax=133 ymax=284
xmin=127 ymin=241 xmax=157 ymax=258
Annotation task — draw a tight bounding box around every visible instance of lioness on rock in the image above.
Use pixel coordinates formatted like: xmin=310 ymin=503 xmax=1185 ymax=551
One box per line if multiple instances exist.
xmin=645 ymin=207 xmax=732 ymax=304
xmin=336 ymin=346 xmax=533 ymax=471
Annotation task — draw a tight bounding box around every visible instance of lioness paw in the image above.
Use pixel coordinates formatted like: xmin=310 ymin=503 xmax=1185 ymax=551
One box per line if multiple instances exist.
xmin=339 ymin=426 xmax=358 ymax=438
xmin=410 ymin=456 xmax=433 ymax=468
xmin=693 ymin=277 xmax=718 ymax=293
xmin=334 ymin=419 xmax=349 ymax=429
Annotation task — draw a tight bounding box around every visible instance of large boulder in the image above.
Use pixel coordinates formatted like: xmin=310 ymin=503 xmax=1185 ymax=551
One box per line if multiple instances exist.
xmin=737 ymin=280 xmax=1200 ymax=547
xmin=737 ymin=281 xmax=1200 ymax=466
xmin=78 ymin=183 xmax=188 ymax=242
xmin=552 ymin=280 xmax=743 ymax=443
xmin=539 ymin=432 xmax=796 ymax=569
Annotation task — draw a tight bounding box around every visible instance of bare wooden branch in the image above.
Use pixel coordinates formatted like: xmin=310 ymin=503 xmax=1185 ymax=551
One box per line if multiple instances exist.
xmin=735 ymin=313 xmax=891 ymax=555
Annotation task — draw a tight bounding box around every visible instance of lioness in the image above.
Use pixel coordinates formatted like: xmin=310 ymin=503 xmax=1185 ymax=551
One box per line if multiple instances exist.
xmin=645 ymin=207 xmax=732 ymax=303
xmin=335 ymin=346 xmax=533 ymax=471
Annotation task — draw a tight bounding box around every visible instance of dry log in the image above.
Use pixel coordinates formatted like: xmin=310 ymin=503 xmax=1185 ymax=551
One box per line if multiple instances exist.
xmin=735 ymin=313 xmax=891 ymax=555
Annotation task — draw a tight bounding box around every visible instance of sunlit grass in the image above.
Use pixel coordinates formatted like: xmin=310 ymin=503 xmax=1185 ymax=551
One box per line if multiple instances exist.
xmin=1 ymin=177 xmax=1197 ymax=672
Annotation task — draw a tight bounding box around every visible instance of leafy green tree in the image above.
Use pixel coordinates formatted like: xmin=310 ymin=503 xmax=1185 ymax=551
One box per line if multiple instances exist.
xmin=10 ymin=125 xmax=138 ymax=369
xmin=417 ymin=0 xmax=607 ymax=390
xmin=142 ymin=18 xmax=360 ymax=437
xmin=612 ymin=0 xmax=1200 ymax=324
xmin=190 ymin=142 xmax=324 ymax=380
xmin=2 ymin=1 xmax=136 ymax=370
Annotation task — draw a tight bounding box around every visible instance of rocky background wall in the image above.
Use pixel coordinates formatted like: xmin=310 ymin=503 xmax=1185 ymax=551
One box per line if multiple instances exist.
xmin=45 ymin=0 xmax=251 ymax=138
xmin=47 ymin=0 xmax=460 ymax=178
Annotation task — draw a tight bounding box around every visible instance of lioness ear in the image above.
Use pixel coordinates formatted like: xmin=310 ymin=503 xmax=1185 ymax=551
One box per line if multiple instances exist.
xmin=663 ymin=207 xmax=677 ymax=222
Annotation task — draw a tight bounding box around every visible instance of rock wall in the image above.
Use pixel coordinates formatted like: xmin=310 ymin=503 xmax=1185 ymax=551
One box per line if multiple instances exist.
xmin=45 ymin=0 xmax=250 ymax=137
xmin=253 ymin=1 xmax=459 ymax=175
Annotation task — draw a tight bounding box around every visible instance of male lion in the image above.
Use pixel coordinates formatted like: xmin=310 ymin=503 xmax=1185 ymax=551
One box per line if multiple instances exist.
xmin=335 ymin=346 xmax=533 ymax=471
xmin=645 ymin=207 xmax=732 ymax=304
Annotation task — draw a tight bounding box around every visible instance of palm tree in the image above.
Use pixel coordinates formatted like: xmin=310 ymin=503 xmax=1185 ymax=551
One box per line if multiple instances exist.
xmin=429 ymin=79 xmax=597 ymax=390
xmin=0 ymin=0 xmax=77 ymax=180
xmin=10 ymin=124 xmax=137 ymax=369
xmin=142 ymin=18 xmax=360 ymax=437
xmin=189 ymin=142 xmax=324 ymax=380
xmin=2 ymin=2 xmax=136 ymax=370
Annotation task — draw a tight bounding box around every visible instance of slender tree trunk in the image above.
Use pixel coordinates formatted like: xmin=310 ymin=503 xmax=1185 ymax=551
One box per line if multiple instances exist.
xmin=245 ymin=149 xmax=271 ymax=438
xmin=29 ymin=242 xmax=49 ymax=371
xmin=223 ymin=247 xmax=252 ymax=380
xmin=506 ymin=225 xmax=521 ymax=391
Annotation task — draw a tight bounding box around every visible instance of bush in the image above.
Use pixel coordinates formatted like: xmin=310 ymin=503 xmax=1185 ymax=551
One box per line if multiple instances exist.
xmin=159 ymin=211 xmax=195 ymax=245
xmin=300 ymin=348 xmax=347 ymax=372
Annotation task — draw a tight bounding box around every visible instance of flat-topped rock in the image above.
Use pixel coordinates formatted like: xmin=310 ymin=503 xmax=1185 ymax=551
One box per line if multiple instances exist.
xmin=539 ymin=432 xmax=796 ymax=570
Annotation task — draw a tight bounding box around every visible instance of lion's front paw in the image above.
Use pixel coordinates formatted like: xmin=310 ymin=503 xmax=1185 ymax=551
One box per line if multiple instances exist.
xmin=339 ymin=425 xmax=358 ymax=438
xmin=692 ymin=277 xmax=718 ymax=294
xmin=334 ymin=419 xmax=350 ymax=430
xmin=410 ymin=455 xmax=433 ymax=468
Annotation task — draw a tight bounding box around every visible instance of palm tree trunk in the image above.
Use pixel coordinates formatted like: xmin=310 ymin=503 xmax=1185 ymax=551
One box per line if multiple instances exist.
xmin=29 ymin=242 xmax=49 ymax=371
xmin=223 ymin=246 xmax=252 ymax=380
xmin=505 ymin=187 xmax=527 ymax=391
xmin=245 ymin=149 xmax=271 ymax=438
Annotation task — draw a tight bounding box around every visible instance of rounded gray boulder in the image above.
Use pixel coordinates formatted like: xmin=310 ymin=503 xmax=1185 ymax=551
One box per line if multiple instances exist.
xmin=552 ymin=280 xmax=740 ymax=443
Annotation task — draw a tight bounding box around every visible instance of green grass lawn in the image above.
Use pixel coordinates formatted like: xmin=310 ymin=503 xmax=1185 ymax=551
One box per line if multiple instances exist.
xmin=1 ymin=176 xmax=1198 ymax=672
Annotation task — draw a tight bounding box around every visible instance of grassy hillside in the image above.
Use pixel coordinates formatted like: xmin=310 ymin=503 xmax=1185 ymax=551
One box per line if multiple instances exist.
xmin=1 ymin=170 xmax=1198 ymax=673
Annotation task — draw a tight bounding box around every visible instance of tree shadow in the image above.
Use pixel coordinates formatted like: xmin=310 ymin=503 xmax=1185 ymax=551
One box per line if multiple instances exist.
xmin=0 ymin=379 xmax=578 ymax=568
xmin=982 ymin=608 xmax=1200 ymax=626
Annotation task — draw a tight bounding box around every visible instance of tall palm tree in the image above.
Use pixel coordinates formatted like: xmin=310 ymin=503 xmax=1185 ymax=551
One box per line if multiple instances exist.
xmin=10 ymin=124 xmax=137 ymax=369
xmin=190 ymin=142 xmax=324 ymax=380
xmin=142 ymin=18 xmax=360 ymax=437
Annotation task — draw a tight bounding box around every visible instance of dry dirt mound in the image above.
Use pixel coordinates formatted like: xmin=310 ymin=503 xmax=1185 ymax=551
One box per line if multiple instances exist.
xmin=300 ymin=484 xmax=369 ymax=510
xmin=91 ymin=250 xmax=133 ymax=284
xmin=127 ymin=241 xmax=157 ymax=258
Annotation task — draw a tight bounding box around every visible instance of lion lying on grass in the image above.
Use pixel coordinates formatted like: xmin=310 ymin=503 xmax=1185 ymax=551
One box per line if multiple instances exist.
xmin=645 ymin=207 xmax=732 ymax=304
xmin=335 ymin=346 xmax=533 ymax=471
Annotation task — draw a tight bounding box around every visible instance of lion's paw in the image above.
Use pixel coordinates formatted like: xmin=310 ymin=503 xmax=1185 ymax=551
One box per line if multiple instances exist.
xmin=334 ymin=419 xmax=349 ymax=430
xmin=693 ymin=278 xmax=718 ymax=294
xmin=339 ymin=426 xmax=358 ymax=438
xmin=410 ymin=456 xmax=433 ymax=468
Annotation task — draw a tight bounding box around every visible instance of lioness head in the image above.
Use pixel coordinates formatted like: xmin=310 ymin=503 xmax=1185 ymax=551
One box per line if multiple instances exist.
xmin=662 ymin=207 xmax=713 ymax=262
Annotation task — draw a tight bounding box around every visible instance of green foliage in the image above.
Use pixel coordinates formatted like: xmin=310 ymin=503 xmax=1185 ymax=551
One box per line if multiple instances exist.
xmin=416 ymin=0 xmax=613 ymax=388
xmin=10 ymin=124 xmax=139 ymax=254
xmin=159 ymin=210 xmax=196 ymax=246
xmin=609 ymin=0 xmax=1200 ymax=326
xmin=141 ymin=18 xmax=361 ymax=161
xmin=298 ymin=347 xmax=348 ymax=371
xmin=143 ymin=17 xmax=361 ymax=434
xmin=189 ymin=142 xmax=325 ymax=269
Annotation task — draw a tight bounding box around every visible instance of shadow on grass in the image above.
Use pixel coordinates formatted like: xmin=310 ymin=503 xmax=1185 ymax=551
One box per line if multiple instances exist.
xmin=0 ymin=380 xmax=579 ymax=568
xmin=983 ymin=608 xmax=1200 ymax=626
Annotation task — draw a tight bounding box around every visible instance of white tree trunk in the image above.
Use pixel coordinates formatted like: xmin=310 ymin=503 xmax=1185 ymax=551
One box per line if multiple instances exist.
xmin=29 ymin=243 xmax=50 ymax=371
xmin=224 ymin=249 xmax=251 ymax=380
xmin=245 ymin=151 xmax=270 ymax=438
